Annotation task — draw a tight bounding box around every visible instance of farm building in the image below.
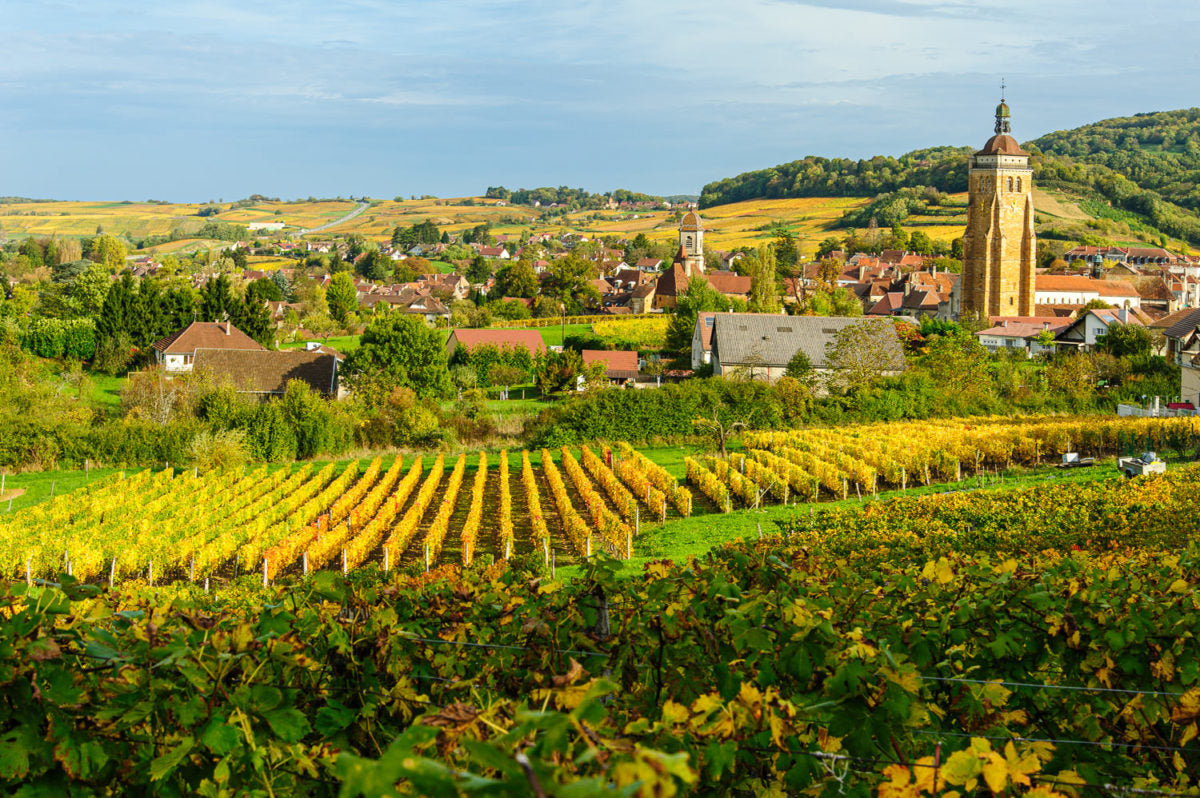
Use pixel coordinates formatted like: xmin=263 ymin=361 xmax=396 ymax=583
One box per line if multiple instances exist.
xmin=151 ymin=322 xmax=264 ymax=373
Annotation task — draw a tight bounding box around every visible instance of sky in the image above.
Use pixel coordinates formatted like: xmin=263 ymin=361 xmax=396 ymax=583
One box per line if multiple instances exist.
xmin=2 ymin=0 xmax=1199 ymax=201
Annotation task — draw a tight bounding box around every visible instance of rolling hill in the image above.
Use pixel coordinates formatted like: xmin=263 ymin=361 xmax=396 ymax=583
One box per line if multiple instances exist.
xmin=699 ymin=109 xmax=1200 ymax=252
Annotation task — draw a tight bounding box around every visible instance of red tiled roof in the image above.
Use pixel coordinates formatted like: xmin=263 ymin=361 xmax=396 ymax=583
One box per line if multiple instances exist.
xmin=705 ymin=271 xmax=751 ymax=296
xmin=1035 ymin=275 xmax=1141 ymax=298
xmin=151 ymin=322 xmax=265 ymax=354
xmin=446 ymin=329 xmax=546 ymax=356
xmin=582 ymin=349 xmax=639 ymax=379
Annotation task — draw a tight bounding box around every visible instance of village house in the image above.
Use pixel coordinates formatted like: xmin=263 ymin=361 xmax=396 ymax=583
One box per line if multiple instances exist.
xmin=444 ymin=328 xmax=547 ymax=360
xmin=705 ymin=314 xmax=905 ymax=385
xmin=1159 ymin=308 xmax=1200 ymax=405
xmin=1054 ymin=307 xmax=1146 ymax=351
xmin=193 ymin=348 xmax=339 ymax=398
xmin=1034 ymin=275 xmax=1142 ymax=309
xmin=151 ymin=321 xmax=265 ymax=373
xmin=974 ymin=317 xmax=1069 ymax=357
xmin=580 ymin=349 xmax=640 ymax=386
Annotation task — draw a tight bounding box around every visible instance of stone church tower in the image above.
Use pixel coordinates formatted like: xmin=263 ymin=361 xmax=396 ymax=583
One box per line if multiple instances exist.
xmin=959 ymin=96 xmax=1036 ymax=318
xmin=678 ymin=209 xmax=705 ymax=276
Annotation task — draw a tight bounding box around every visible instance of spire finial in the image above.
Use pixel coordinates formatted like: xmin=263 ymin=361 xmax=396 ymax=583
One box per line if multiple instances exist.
xmin=994 ymin=82 xmax=1011 ymax=135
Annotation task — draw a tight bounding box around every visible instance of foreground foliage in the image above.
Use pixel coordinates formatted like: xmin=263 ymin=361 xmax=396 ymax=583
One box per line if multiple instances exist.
xmin=2 ymin=466 xmax=1200 ymax=794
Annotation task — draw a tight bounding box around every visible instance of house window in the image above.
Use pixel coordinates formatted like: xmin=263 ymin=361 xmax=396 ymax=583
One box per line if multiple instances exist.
xmin=1009 ymin=297 xmax=1014 ymax=305
xmin=1016 ymin=177 xmax=1022 ymax=192
xmin=1007 ymin=177 xmax=1014 ymax=192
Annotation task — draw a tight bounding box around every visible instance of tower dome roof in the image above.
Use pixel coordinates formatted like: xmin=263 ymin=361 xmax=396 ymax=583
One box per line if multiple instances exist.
xmin=975 ymin=133 xmax=1028 ymax=157
xmin=679 ymin=210 xmax=702 ymax=231
xmin=996 ymin=100 xmax=1010 ymax=118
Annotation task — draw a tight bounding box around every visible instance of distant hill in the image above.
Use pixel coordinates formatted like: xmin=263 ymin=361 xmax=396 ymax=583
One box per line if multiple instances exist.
xmin=699 ymin=109 xmax=1200 ymax=247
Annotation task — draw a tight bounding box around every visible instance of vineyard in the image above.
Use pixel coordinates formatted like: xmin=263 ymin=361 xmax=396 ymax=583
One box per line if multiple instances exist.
xmin=0 ymin=446 xmax=693 ymax=586
xmin=686 ymin=415 xmax=1200 ymax=510
xmin=3 ymin=464 xmax=1200 ymax=794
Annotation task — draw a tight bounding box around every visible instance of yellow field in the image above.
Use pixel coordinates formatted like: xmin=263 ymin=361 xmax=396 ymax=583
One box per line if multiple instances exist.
xmin=334 ymin=197 xmax=536 ymax=240
xmin=0 ymin=199 xmax=360 ymax=241
xmin=0 ymin=190 xmax=1095 ymax=259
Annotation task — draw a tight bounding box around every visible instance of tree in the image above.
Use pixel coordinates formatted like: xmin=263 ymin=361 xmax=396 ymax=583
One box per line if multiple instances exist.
xmin=919 ymin=330 xmax=992 ymax=396
xmin=805 ymin=287 xmax=862 ymax=317
xmin=356 ymin=249 xmax=392 ymax=282
xmin=785 ymin=349 xmax=816 ymax=388
xmin=246 ymin=277 xmax=283 ymax=304
xmin=773 ymin=230 xmax=799 ymax=272
xmin=909 ymin=230 xmax=933 ymax=255
xmin=693 ymin=408 xmax=746 ymax=459
xmin=466 ymin=255 xmax=492 ymax=284
xmin=232 ymin=295 xmax=273 ymax=346
xmin=816 ymin=237 xmax=842 ymax=259
xmin=327 ymin=272 xmax=359 ymax=326
xmin=494 ymin=260 xmax=539 ymax=298
xmin=1081 ymin=298 xmax=1113 ymax=312
xmin=533 ymin=348 xmax=583 ymax=395
xmin=270 ymin=270 xmax=292 ymax=301
xmin=746 ymin=245 xmax=781 ymax=313
xmin=200 ymin=274 xmax=237 ymax=321
xmin=90 ymin=235 xmax=128 ymax=271
xmin=230 ymin=247 xmax=248 ymax=271
xmin=666 ymin=275 xmax=730 ymax=354
xmin=824 ymin=320 xmax=904 ymax=392
xmin=542 ymin=255 xmax=599 ymax=314
xmin=344 ymin=312 xmax=452 ymax=403
xmin=1097 ymin=322 xmax=1153 ymax=358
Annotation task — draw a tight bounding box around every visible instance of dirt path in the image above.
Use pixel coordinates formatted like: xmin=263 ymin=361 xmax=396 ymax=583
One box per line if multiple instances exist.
xmin=0 ymin=489 xmax=25 ymax=503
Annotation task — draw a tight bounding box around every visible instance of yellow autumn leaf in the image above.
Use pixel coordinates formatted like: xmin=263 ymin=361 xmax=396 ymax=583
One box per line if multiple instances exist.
xmin=661 ymin=700 xmax=690 ymax=725
xmin=1169 ymin=578 xmax=1190 ymax=594
xmin=981 ymin=752 xmax=1009 ymax=793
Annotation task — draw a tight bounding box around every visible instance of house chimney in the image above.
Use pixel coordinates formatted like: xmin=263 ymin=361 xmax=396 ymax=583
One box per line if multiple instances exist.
xmin=1002 ymin=320 xmax=1008 ymax=328
xmin=1119 ymin=307 xmax=1128 ymax=323
xmin=224 ymin=321 xmax=231 ymax=335
xmin=1042 ymin=321 xmax=1050 ymax=331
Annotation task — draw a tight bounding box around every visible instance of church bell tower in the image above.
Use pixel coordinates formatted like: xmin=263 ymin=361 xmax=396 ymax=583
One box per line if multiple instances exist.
xmin=678 ymin=209 xmax=704 ymax=276
xmin=959 ymin=90 xmax=1036 ymax=318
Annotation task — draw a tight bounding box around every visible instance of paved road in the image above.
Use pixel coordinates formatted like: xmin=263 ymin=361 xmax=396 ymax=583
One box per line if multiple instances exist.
xmin=298 ymin=201 xmax=370 ymax=235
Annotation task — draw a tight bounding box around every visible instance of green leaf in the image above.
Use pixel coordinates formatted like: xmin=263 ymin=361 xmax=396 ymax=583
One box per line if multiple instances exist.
xmin=264 ymin=707 xmax=310 ymax=743
xmin=0 ymin=735 xmax=31 ymax=780
xmin=250 ymin=684 xmax=283 ymax=712
xmin=459 ymin=739 xmax=524 ymax=779
xmin=149 ymin=736 xmax=194 ymax=781
xmin=200 ymin=720 xmax=240 ymax=755
xmin=315 ymin=702 xmax=358 ymax=736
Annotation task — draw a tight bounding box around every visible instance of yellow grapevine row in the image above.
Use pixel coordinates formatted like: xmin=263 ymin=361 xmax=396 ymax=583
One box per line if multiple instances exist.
xmin=384 ymin=454 xmax=445 ymax=564
xmin=462 ymin=453 xmax=488 ymax=566
xmin=345 ymin=458 xmax=424 ymax=573
xmin=424 ymin=454 xmax=468 ymax=564
xmin=561 ymin=447 xmax=630 ymax=555
xmin=541 ymin=449 xmax=595 ymax=559
xmin=522 ymin=451 xmax=549 ymax=547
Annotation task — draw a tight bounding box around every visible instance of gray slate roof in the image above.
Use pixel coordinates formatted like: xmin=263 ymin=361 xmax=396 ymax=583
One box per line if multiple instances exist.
xmin=711 ymin=315 xmax=904 ymax=369
xmin=1160 ymin=308 xmax=1200 ymax=341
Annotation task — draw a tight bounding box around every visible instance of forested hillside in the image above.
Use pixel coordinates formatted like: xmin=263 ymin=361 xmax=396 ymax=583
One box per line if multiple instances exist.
xmin=1032 ymin=108 xmax=1200 ymax=210
xmin=700 ymin=109 xmax=1200 ymax=246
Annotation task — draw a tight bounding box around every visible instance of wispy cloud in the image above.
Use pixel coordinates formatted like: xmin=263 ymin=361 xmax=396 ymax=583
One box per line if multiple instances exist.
xmin=1 ymin=0 xmax=1198 ymax=199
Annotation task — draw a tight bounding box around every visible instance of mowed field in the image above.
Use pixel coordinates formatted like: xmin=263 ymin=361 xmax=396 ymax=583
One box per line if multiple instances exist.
xmin=1 ymin=190 xmax=1100 ymax=258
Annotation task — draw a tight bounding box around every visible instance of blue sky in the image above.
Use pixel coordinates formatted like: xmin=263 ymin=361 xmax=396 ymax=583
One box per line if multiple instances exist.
xmin=2 ymin=0 xmax=1198 ymax=201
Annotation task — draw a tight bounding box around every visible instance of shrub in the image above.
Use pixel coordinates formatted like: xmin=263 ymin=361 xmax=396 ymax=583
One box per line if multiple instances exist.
xmin=188 ymin=428 xmax=250 ymax=471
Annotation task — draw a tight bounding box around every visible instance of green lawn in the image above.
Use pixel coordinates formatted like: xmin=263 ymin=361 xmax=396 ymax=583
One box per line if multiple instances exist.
xmin=88 ymin=374 xmax=126 ymax=407
xmin=535 ymin=323 xmax=592 ymax=347
xmin=280 ymin=334 xmax=361 ymax=354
